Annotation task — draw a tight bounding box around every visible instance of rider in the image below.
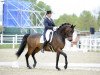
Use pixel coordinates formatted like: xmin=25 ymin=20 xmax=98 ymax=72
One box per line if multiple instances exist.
xmin=41 ymin=10 xmax=55 ymax=53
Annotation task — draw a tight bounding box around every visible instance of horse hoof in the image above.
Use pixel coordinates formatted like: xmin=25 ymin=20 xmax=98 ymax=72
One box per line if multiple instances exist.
xmin=56 ymin=67 xmax=61 ymax=71
xmin=58 ymin=68 xmax=61 ymax=71
xmin=28 ymin=66 xmax=32 ymax=69
xmin=33 ymin=64 xmax=36 ymax=68
xmin=64 ymin=65 xmax=67 ymax=69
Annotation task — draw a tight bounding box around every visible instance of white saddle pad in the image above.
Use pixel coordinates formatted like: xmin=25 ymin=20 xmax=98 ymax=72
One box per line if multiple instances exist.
xmin=40 ymin=29 xmax=53 ymax=43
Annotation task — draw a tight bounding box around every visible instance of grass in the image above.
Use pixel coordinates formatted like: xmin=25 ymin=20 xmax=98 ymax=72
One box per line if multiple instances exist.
xmin=0 ymin=44 xmax=20 ymax=49
xmin=87 ymin=49 xmax=100 ymax=52
xmin=0 ymin=44 xmax=100 ymax=52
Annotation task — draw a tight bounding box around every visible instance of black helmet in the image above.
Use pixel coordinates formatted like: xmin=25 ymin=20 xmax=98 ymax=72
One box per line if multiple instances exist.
xmin=46 ymin=10 xmax=52 ymax=14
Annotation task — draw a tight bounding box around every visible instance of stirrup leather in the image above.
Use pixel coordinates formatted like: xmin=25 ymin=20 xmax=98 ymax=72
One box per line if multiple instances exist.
xmin=48 ymin=43 xmax=55 ymax=52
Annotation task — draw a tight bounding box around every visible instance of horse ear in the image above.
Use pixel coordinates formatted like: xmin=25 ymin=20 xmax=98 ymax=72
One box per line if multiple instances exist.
xmin=71 ymin=25 xmax=73 ymax=28
xmin=71 ymin=25 xmax=76 ymax=28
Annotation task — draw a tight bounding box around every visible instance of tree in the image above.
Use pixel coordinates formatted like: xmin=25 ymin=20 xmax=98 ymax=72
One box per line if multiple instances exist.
xmin=24 ymin=0 xmax=51 ymax=26
xmin=55 ymin=14 xmax=78 ymax=26
xmin=97 ymin=12 xmax=100 ymax=30
xmin=55 ymin=14 xmax=68 ymax=26
xmin=55 ymin=11 xmax=98 ymax=31
xmin=36 ymin=1 xmax=51 ymax=11
xmin=0 ymin=26 xmax=2 ymax=32
xmin=78 ymin=11 xmax=96 ymax=30
xmin=24 ymin=0 xmax=37 ymax=3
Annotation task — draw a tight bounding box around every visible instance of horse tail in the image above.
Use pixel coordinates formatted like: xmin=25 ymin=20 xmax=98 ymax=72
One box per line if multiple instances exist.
xmin=16 ymin=34 xmax=30 ymax=58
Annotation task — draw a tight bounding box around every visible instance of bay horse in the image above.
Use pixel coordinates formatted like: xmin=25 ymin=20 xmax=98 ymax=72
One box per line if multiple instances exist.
xmin=16 ymin=23 xmax=75 ymax=70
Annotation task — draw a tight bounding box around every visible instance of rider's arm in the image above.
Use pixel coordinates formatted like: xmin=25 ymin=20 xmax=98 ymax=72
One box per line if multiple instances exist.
xmin=51 ymin=19 xmax=55 ymax=26
xmin=44 ymin=19 xmax=54 ymax=30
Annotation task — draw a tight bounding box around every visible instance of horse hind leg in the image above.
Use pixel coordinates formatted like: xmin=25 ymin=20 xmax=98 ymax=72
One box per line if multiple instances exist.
xmin=32 ymin=52 xmax=37 ymax=68
xmin=25 ymin=52 xmax=32 ymax=69
xmin=32 ymin=47 xmax=40 ymax=68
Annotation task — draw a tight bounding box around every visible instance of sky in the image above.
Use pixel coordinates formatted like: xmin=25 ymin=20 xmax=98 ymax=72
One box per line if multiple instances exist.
xmin=38 ymin=0 xmax=100 ymax=19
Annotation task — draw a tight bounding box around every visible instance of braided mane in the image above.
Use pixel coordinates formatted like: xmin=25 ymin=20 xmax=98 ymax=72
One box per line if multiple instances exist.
xmin=57 ymin=23 xmax=72 ymax=31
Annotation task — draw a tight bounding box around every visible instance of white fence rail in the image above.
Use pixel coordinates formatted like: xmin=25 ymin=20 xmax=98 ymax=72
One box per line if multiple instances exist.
xmin=79 ymin=36 xmax=100 ymax=51
xmin=0 ymin=34 xmax=24 ymax=48
xmin=0 ymin=34 xmax=100 ymax=51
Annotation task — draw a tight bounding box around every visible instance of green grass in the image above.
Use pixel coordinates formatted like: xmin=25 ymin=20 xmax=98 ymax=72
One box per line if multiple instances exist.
xmin=88 ymin=49 xmax=100 ymax=52
xmin=95 ymin=50 xmax=100 ymax=52
xmin=0 ymin=44 xmax=20 ymax=49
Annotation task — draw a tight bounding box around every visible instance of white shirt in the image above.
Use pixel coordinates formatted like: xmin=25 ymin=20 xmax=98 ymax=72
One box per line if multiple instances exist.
xmin=46 ymin=16 xmax=52 ymax=21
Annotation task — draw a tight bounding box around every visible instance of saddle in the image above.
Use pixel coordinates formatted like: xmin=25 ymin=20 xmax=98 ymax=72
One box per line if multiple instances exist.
xmin=40 ymin=29 xmax=54 ymax=52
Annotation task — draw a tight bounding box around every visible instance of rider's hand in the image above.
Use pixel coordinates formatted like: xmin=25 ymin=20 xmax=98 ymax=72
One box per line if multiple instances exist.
xmin=53 ymin=27 xmax=57 ymax=31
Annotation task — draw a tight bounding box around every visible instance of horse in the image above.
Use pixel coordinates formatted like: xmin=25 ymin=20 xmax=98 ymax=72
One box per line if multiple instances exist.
xmin=16 ymin=23 xmax=75 ymax=70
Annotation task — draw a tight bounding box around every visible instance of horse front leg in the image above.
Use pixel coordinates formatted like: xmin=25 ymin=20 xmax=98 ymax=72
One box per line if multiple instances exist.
xmin=56 ymin=51 xmax=61 ymax=70
xmin=60 ymin=51 xmax=68 ymax=69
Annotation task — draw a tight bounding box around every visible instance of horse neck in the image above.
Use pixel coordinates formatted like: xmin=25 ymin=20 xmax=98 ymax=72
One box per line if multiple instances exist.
xmin=54 ymin=31 xmax=66 ymax=44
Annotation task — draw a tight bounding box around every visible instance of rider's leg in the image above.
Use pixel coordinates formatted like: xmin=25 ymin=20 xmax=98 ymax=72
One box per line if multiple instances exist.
xmin=43 ymin=40 xmax=49 ymax=49
xmin=42 ymin=31 xmax=53 ymax=53
xmin=42 ymin=32 xmax=52 ymax=51
xmin=41 ymin=31 xmax=46 ymax=53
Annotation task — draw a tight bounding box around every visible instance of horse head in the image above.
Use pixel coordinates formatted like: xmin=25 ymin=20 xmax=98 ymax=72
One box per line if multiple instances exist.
xmin=57 ymin=23 xmax=75 ymax=42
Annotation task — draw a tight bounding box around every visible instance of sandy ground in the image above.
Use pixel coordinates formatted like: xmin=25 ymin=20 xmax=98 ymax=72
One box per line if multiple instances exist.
xmin=0 ymin=49 xmax=100 ymax=75
xmin=0 ymin=67 xmax=100 ymax=75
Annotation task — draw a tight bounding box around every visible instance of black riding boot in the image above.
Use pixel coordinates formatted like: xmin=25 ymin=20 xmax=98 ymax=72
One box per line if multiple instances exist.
xmin=41 ymin=40 xmax=49 ymax=53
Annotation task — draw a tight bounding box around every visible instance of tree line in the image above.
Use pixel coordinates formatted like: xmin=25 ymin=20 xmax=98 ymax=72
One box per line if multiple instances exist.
xmin=29 ymin=0 xmax=100 ymax=31
xmin=55 ymin=11 xmax=100 ymax=31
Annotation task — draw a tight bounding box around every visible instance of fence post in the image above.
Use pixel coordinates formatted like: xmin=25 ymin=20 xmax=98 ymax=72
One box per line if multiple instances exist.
xmin=15 ymin=34 xmax=17 ymax=44
xmin=89 ymin=35 xmax=92 ymax=51
xmin=13 ymin=37 xmax=15 ymax=49
xmin=94 ymin=39 xmax=97 ymax=51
